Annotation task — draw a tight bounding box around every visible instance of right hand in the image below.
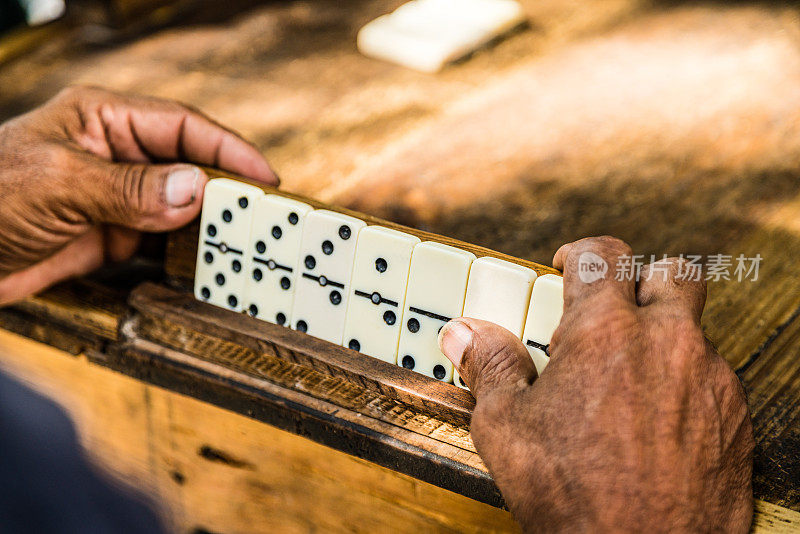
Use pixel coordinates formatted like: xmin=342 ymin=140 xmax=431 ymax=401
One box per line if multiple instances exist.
xmin=439 ymin=236 xmax=754 ymax=532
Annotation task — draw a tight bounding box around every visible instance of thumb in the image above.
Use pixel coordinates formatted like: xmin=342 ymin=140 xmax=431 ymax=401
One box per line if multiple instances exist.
xmin=438 ymin=318 xmax=537 ymax=400
xmin=80 ymin=160 xmax=209 ymax=231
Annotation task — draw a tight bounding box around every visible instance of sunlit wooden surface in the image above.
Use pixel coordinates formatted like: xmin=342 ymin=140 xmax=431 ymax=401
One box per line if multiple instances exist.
xmin=0 ymin=329 xmax=521 ymax=533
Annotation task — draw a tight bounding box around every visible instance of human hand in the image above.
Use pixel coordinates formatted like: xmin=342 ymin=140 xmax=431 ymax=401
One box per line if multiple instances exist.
xmin=0 ymin=86 xmax=277 ymax=305
xmin=438 ymin=236 xmax=754 ymax=532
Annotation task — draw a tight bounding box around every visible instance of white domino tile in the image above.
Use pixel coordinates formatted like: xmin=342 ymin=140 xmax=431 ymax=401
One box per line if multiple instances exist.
xmin=522 ymin=274 xmax=564 ymax=374
xmin=454 ymin=256 xmax=537 ymax=388
xmin=357 ymin=0 xmax=525 ymax=73
xmin=243 ymin=194 xmax=313 ymax=326
xmin=397 ymin=242 xmax=476 ymax=382
xmin=290 ymin=210 xmax=367 ymax=344
xmin=194 ymin=179 xmax=265 ymax=312
xmin=342 ymin=226 xmax=420 ymax=364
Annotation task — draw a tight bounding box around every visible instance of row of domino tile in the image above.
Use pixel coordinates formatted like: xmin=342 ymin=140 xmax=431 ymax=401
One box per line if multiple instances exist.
xmin=194 ymin=179 xmax=563 ymax=388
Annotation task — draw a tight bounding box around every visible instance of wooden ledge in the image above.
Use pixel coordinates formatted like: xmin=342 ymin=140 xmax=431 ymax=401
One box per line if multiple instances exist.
xmin=95 ymin=338 xmax=503 ymax=508
xmin=128 ymin=282 xmax=477 ymax=429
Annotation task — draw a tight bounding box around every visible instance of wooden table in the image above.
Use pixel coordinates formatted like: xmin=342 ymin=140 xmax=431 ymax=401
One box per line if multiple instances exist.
xmin=1 ymin=0 xmax=800 ymax=531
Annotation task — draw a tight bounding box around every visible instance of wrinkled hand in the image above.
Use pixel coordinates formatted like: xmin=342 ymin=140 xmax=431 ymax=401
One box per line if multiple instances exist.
xmin=438 ymin=236 xmax=754 ymax=532
xmin=0 ymin=86 xmax=277 ymax=305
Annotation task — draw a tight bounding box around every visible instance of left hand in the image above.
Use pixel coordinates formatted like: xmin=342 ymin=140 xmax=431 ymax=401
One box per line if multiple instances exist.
xmin=0 ymin=86 xmax=278 ymax=305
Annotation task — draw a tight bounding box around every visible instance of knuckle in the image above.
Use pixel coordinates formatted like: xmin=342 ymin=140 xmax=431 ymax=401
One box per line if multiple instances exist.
xmin=565 ymin=236 xmax=633 ymax=274
xmin=31 ymin=144 xmax=85 ymax=196
xmin=51 ymin=86 xmax=114 ymax=119
xmin=562 ymin=248 xmax=580 ymax=275
xmin=570 ymin=306 xmax=638 ymax=347
xmin=53 ymin=85 xmax=93 ymax=105
xmin=596 ymin=234 xmax=632 ymax=250
xmin=587 ymin=235 xmax=633 ymax=257
xmin=664 ymin=256 xmax=696 ymax=278
xmin=673 ymin=319 xmax=705 ymax=349
xmin=53 ymin=86 xmax=80 ymax=103
xmin=663 ymin=257 xmax=686 ymax=282
xmin=658 ymin=319 xmax=707 ymax=368
xmin=40 ymin=143 xmax=76 ymax=174
xmin=671 ymin=260 xmax=707 ymax=291
xmin=60 ymin=84 xmax=105 ymax=99
xmin=171 ymin=99 xmax=201 ymax=116
xmin=134 ymin=92 xmax=194 ymax=117
xmin=639 ymin=256 xmax=707 ymax=311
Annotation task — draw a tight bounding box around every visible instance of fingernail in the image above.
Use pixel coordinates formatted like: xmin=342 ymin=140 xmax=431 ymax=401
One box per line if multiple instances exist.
xmin=438 ymin=320 xmax=473 ymax=367
xmin=166 ymin=167 xmax=200 ymax=208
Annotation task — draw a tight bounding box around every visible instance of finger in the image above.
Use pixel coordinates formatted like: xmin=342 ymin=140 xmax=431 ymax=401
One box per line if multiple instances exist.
xmin=60 ymin=86 xmax=278 ymax=184
xmin=73 ymin=156 xmax=210 ymax=232
xmin=438 ymin=318 xmax=537 ymax=401
xmin=553 ymin=236 xmax=637 ymax=309
xmin=104 ymin=226 xmax=142 ymax=263
xmin=637 ymin=257 xmax=706 ymax=323
xmin=0 ymin=229 xmax=104 ymax=306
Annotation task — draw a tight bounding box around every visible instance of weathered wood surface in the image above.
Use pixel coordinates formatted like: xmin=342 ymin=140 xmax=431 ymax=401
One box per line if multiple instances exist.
xmin=2 ymin=329 xmax=799 ymax=532
xmin=1 ymin=270 xmax=798 ymax=515
xmin=103 ymin=340 xmax=496 ymax=505
xmin=130 ymin=281 xmax=478 ymax=431
xmin=753 ymin=501 xmax=800 ymax=534
xmin=0 ymin=330 xmax=518 ymax=533
xmin=741 ymin=308 xmax=800 ymax=511
xmin=0 ymin=278 xmax=127 ymax=354
xmin=2 ymin=0 xmax=799 ymax=370
xmin=1 ymin=0 xmax=800 ymax=526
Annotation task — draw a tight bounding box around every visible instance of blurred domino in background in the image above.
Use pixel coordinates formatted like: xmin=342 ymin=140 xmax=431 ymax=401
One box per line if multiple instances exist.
xmin=357 ymin=0 xmax=526 ymax=72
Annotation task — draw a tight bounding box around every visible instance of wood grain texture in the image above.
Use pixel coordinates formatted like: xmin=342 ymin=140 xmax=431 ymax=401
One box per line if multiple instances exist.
xmin=2 ymin=0 xmax=800 ymax=523
xmin=0 ymin=22 xmax=65 ymax=67
xmin=0 ymin=278 xmax=128 ymax=354
xmin=130 ymin=282 xmax=477 ymax=440
xmin=3 ymin=321 xmax=800 ymax=533
xmin=159 ymin=170 xmax=800 ymax=512
xmin=0 ymin=329 xmax=519 ymax=533
xmin=124 ymin=280 xmax=800 ymax=515
xmin=3 ymin=270 xmax=799 ymax=516
xmin=101 ymin=337 xmax=500 ymax=506
xmin=10 ymin=279 xmax=127 ymax=341
xmin=0 ymin=307 xmax=94 ymax=355
xmin=741 ymin=307 xmax=800 ymax=511
xmin=752 ymin=501 xmax=800 ymax=534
